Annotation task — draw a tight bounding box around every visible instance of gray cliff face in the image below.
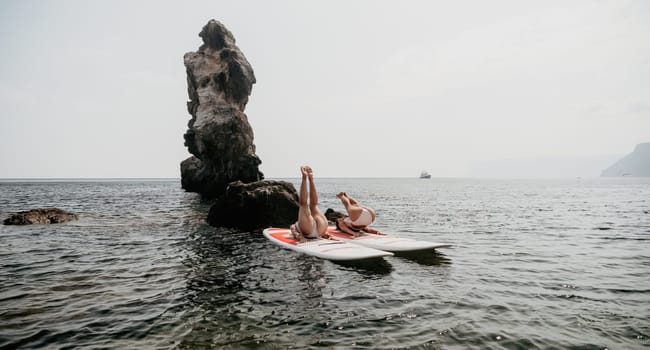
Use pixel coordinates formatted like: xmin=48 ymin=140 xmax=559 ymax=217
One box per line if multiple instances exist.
xmin=601 ymin=142 xmax=650 ymax=177
xmin=181 ymin=19 xmax=263 ymax=197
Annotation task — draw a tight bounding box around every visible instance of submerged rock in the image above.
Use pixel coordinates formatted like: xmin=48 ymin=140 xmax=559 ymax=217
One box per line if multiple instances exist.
xmin=4 ymin=208 xmax=78 ymax=225
xmin=181 ymin=19 xmax=263 ymax=198
xmin=208 ymin=180 xmax=299 ymax=230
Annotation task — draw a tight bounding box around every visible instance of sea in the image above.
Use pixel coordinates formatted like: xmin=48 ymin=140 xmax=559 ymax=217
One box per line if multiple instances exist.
xmin=0 ymin=178 xmax=648 ymax=349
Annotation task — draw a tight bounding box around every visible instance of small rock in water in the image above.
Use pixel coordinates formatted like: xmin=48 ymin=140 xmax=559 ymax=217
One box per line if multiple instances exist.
xmin=4 ymin=208 xmax=78 ymax=225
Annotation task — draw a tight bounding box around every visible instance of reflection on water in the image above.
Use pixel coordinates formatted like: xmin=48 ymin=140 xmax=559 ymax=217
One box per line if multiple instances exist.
xmin=1 ymin=178 xmax=649 ymax=349
xmin=333 ymin=258 xmax=393 ymax=275
xmin=394 ymin=250 xmax=453 ymax=266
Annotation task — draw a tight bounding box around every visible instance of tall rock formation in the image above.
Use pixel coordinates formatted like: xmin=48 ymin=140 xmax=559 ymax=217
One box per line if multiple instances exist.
xmin=181 ymin=19 xmax=263 ymax=198
xmin=180 ymin=20 xmax=299 ymax=229
xmin=601 ymin=142 xmax=650 ymax=177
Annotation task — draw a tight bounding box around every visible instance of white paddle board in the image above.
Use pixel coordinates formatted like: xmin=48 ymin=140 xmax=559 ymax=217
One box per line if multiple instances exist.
xmin=327 ymin=226 xmax=452 ymax=252
xmin=263 ymin=227 xmax=393 ymax=261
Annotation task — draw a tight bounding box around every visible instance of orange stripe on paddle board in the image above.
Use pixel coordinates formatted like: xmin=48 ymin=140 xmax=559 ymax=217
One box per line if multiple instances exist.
xmin=270 ymin=231 xmax=297 ymax=245
xmin=326 ymin=227 xmax=356 ymax=238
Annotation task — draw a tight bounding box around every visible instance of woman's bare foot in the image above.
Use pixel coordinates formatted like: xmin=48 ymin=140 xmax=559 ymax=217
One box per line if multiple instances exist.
xmin=303 ymin=166 xmax=313 ymax=179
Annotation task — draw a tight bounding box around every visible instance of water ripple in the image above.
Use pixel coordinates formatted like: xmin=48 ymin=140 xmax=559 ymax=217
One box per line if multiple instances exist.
xmin=1 ymin=178 xmax=649 ymax=348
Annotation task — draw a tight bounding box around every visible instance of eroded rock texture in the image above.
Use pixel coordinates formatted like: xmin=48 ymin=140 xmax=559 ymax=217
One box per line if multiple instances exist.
xmin=207 ymin=180 xmax=299 ymax=230
xmin=181 ymin=19 xmax=263 ymax=198
xmin=4 ymin=208 xmax=78 ymax=225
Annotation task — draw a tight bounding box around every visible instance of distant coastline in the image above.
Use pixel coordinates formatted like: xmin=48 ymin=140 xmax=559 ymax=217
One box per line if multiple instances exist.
xmin=601 ymin=142 xmax=650 ymax=177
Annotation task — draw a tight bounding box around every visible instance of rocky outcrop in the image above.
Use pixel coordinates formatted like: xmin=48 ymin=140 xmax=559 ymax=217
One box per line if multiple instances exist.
xmin=207 ymin=180 xmax=299 ymax=230
xmin=601 ymin=142 xmax=650 ymax=177
xmin=181 ymin=20 xmax=302 ymax=230
xmin=324 ymin=208 xmax=346 ymax=224
xmin=181 ymin=19 xmax=263 ymax=198
xmin=4 ymin=208 xmax=78 ymax=225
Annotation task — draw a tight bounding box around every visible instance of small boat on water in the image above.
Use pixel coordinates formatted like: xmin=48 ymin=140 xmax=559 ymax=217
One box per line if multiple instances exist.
xmin=420 ymin=171 xmax=431 ymax=179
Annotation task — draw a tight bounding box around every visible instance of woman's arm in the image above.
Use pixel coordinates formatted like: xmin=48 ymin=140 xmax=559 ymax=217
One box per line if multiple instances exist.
xmin=362 ymin=226 xmax=384 ymax=235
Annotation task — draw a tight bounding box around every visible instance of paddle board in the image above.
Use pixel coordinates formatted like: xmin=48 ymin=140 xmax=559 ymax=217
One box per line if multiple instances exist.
xmin=326 ymin=226 xmax=452 ymax=252
xmin=263 ymin=227 xmax=393 ymax=261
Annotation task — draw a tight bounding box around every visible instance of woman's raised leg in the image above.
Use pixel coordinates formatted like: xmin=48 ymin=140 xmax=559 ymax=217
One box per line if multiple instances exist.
xmin=294 ymin=166 xmax=315 ymax=241
xmin=304 ymin=166 xmax=328 ymax=235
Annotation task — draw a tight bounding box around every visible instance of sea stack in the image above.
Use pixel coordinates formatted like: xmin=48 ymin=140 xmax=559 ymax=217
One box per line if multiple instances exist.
xmin=181 ymin=20 xmax=299 ymax=229
xmin=181 ymin=19 xmax=263 ymax=198
xmin=601 ymin=142 xmax=650 ymax=177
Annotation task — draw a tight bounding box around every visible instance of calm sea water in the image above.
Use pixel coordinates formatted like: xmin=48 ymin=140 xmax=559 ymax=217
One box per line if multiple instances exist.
xmin=0 ymin=178 xmax=648 ymax=349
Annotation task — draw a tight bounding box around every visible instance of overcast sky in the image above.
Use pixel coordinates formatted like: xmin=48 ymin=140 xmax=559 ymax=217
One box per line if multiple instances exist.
xmin=1 ymin=0 xmax=648 ymax=178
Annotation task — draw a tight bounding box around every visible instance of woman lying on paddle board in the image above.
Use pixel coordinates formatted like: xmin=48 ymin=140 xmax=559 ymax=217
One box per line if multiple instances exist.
xmin=335 ymin=192 xmax=384 ymax=236
xmin=289 ymin=166 xmax=331 ymax=242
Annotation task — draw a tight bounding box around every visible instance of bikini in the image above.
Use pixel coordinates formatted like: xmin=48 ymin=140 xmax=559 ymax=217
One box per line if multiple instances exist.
xmin=336 ymin=208 xmax=374 ymax=233
xmin=295 ymin=219 xmax=319 ymax=239
xmin=344 ymin=208 xmax=374 ymax=226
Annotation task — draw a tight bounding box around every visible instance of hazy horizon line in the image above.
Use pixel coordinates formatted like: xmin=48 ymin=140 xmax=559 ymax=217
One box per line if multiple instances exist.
xmin=0 ymin=175 xmax=638 ymax=182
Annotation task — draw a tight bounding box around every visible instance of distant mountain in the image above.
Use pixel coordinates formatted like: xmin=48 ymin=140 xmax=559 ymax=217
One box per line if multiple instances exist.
xmin=601 ymin=143 xmax=650 ymax=177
